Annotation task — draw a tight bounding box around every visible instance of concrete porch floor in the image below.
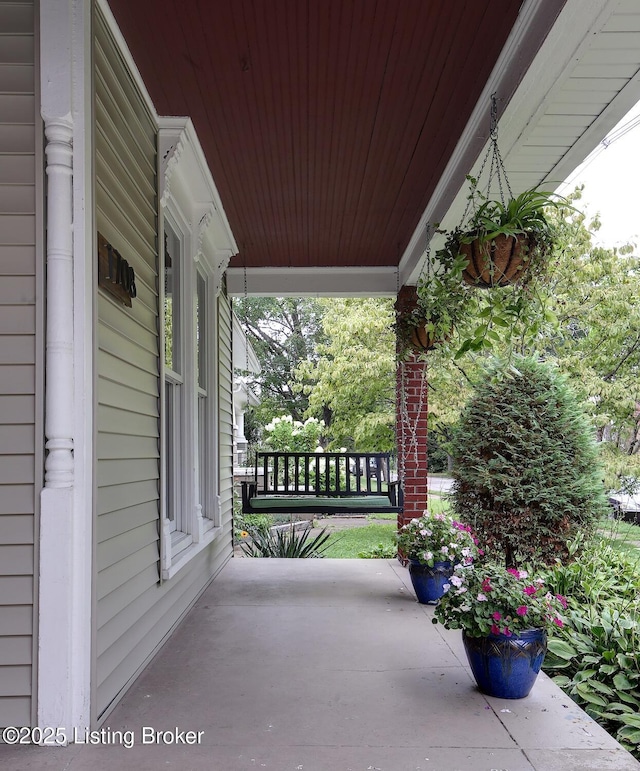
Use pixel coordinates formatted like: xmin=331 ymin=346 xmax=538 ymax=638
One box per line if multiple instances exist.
xmin=3 ymin=558 xmax=640 ymax=771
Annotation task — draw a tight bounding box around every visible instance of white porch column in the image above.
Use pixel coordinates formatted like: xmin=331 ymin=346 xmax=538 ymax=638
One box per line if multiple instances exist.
xmin=43 ymin=119 xmax=74 ymax=487
xmin=38 ymin=0 xmax=93 ymax=734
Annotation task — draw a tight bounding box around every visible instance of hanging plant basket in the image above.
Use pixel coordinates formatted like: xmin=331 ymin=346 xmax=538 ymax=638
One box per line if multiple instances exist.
xmin=395 ymin=285 xmax=450 ymax=355
xmin=459 ymin=232 xmax=533 ymax=288
xmin=438 ymin=94 xmax=567 ymax=293
xmin=409 ymin=323 xmax=441 ymax=352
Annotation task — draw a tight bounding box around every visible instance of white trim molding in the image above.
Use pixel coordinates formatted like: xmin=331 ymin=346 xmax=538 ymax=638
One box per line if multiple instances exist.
xmin=226 ymin=266 xmax=399 ymax=297
xmin=38 ymin=0 xmax=93 ymax=735
xmin=158 ymin=117 xmax=237 ymax=580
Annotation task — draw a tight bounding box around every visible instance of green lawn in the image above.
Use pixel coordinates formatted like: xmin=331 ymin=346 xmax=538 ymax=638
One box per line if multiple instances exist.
xmin=321 ymin=497 xmax=452 ymax=558
xmin=597 ymin=516 xmax=640 ymax=560
xmin=323 ymin=522 xmax=396 ymax=558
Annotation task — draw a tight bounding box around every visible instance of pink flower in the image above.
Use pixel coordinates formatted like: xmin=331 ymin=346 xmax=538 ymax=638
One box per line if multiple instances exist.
xmin=490 ymin=624 xmax=500 ymax=635
xmin=481 ymin=578 xmax=492 ymax=593
xmin=523 ymin=585 xmax=537 ymax=596
xmin=516 ymin=606 xmax=528 ymax=616
xmin=556 ymin=594 xmax=568 ymax=609
xmin=492 ymin=611 xmax=501 ymax=621
xmin=553 ymin=617 xmax=564 ymax=628
xmin=507 ymin=568 xmax=521 ymax=578
xmin=503 ymin=627 xmax=512 ymax=637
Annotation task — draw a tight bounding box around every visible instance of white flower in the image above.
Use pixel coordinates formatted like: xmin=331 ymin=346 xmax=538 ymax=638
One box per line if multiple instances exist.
xmin=455 ymin=587 xmax=468 ymax=595
xmin=440 ymin=545 xmax=449 ymax=554
xmin=419 ymin=529 xmax=428 ymax=536
xmin=425 ymin=551 xmax=433 ymax=561
xmin=477 ymin=593 xmax=488 ymax=602
xmin=442 ymin=583 xmax=451 ymax=592
xmin=449 ymin=575 xmax=463 ymax=587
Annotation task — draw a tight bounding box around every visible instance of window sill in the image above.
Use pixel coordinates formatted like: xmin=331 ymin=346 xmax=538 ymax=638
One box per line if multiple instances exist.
xmin=162 ymin=525 xmax=223 ymax=580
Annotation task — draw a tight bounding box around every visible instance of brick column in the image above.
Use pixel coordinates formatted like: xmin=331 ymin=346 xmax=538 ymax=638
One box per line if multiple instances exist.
xmin=395 ymin=287 xmax=429 ymax=527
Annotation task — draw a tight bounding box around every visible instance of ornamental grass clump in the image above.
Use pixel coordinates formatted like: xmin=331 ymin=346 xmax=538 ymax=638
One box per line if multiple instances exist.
xmin=450 ymin=356 xmax=608 ymax=567
xmin=396 ymin=510 xmax=478 ymax=567
xmin=434 ymin=562 xmax=567 ymax=638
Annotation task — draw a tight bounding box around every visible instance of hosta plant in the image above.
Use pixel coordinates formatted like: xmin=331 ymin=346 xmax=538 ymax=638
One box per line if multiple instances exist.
xmin=543 ymin=600 xmax=640 ymax=758
xmin=540 ymin=536 xmax=640 ymax=759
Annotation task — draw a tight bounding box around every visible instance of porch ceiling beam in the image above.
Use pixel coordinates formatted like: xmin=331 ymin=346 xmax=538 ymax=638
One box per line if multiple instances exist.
xmin=226 ymin=266 xmax=398 ymax=297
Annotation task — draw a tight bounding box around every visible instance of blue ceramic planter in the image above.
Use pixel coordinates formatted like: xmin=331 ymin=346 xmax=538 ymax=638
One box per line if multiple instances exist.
xmin=462 ymin=629 xmax=547 ymax=699
xmin=408 ymin=559 xmax=453 ymax=604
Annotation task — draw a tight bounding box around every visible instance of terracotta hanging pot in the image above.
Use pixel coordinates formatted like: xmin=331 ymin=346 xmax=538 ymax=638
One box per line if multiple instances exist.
xmin=460 ymin=233 xmax=532 ymax=288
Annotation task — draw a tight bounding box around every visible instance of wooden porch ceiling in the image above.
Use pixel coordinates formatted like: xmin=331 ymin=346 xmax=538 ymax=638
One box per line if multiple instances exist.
xmin=108 ymin=0 xmax=553 ymax=272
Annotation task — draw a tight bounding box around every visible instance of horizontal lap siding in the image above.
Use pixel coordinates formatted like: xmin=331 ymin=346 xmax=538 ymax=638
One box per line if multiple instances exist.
xmin=95 ymin=7 xmax=161 ymax=718
xmin=94 ymin=8 xmax=234 ymax=720
xmin=0 ymin=0 xmax=38 ymax=728
xmin=218 ymin=288 xmax=234 ymax=538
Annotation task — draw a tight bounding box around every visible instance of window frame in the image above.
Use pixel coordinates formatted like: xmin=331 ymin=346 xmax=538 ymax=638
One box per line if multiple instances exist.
xmin=160 ymin=208 xmax=221 ymax=580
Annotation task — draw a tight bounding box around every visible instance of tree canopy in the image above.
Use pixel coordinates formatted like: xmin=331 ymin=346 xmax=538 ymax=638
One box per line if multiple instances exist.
xmin=295 ymin=298 xmax=396 ymax=450
xmin=233 ymin=297 xmax=325 ymax=424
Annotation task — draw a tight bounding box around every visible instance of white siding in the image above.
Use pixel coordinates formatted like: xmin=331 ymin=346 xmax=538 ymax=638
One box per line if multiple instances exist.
xmin=0 ymin=0 xmax=39 ymax=729
xmin=94 ymin=7 xmax=234 ymax=720
xmin=218 ymin=283 xmax=234 ymax=540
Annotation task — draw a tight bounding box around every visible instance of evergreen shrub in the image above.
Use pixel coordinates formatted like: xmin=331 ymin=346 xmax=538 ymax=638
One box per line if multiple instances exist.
xmin=449 ymin=356 xmax=607 ymax=566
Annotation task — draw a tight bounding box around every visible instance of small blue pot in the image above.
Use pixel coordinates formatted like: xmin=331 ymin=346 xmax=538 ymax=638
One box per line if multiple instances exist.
xmin=408 ymin=559 xmax=453 ymax=604
xmin=462 ymin=628 xmax=547 ymax=699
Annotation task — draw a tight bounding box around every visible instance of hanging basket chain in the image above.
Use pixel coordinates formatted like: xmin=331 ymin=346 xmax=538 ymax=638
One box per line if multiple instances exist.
xmin=460 ymin=92 xmax=513 ymax=227
xmin=243 ymin=265 xmax=250 ymax=376
xmin=398 ymin=359 xmax=428 ymax=495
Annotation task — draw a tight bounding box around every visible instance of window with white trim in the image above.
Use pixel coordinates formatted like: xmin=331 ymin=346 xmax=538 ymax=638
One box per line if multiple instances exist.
xmin=196 ymin=269 xmax=212 ymax=519
xmin=163 ymin=221 xmax=191 ymax=557
xmin=158 ymin=120 xmax=234 ymax=579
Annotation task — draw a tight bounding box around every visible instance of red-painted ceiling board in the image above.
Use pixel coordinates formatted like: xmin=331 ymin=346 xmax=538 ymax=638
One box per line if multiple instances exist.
xmin=107 ymin=0 xmax=525 ymax=270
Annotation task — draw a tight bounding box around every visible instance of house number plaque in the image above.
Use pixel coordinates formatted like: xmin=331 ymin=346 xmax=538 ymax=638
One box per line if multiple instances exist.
xmin=97 ymin=232 xmax=137 ymax=307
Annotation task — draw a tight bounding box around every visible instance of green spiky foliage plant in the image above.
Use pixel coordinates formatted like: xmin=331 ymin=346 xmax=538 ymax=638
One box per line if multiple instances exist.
xmin=449 ymin=356 xmax=607 ymax=567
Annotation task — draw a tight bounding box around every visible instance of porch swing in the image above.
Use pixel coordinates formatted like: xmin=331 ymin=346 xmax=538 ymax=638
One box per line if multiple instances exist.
xmin=238 ymin=270 xmax=403 ymax=517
